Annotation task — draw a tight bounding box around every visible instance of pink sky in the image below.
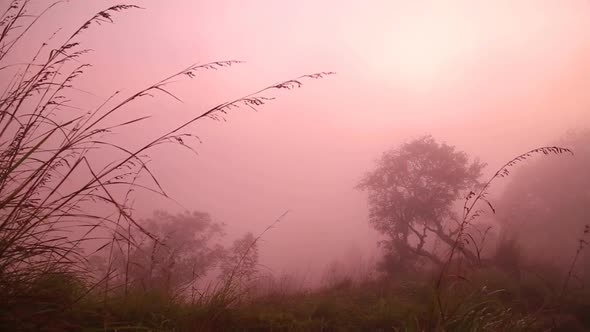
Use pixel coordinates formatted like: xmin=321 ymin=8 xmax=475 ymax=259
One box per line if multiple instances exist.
xmin=16 ymin=0 xmax=590 ymax=281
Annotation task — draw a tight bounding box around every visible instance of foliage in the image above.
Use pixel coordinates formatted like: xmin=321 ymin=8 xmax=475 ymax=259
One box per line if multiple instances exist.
xmin=357 ymin=135 xmax=486 ymax=271
xmin=103 ymin=210 xmax=227 ymax=296
xmin=220 ymin=232 xmax=259 ymax=283
xmin=71 ymin=269 xmax=571 ymax=331
xmin=4 ymin=262 xmax=590 ymax=331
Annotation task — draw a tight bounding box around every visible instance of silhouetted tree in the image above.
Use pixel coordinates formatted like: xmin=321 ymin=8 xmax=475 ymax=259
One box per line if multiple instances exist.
xmin=220 ymin=232 xmax=259 ymax=282
xmin=357 ymin=136 xmax=485 ymax=272
xmin=113 ymin=210 xmax=226 ymax=295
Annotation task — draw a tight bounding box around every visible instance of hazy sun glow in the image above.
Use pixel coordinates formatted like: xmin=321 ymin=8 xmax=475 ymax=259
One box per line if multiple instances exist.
xmin=366 ymin=3 xmax=470 ymax=90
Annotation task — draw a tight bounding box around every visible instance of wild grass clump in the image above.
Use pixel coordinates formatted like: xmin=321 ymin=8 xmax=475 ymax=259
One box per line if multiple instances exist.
xmin=0 ymin=1 xmax=331 ymax=330
xmin=426 ymin=146 xmax=574 ymax=328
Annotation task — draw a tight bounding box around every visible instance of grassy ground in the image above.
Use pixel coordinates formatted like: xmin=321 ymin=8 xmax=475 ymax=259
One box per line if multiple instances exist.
xmin=2 ymin=266 xmax=588 ymax=331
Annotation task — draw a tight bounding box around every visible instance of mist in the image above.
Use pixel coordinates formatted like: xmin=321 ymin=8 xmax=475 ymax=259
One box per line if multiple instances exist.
xmin=64 ymin=0 xmax=590 ymax=280
xmin=2 ymin=0 xmax=590 ymax=330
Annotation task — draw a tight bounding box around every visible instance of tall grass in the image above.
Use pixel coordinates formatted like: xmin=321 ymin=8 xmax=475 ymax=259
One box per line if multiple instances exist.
xmin=0 ymin=1 xmax=331 ymax=328
xmin=430 ymin=146 xmax=574 ymax=329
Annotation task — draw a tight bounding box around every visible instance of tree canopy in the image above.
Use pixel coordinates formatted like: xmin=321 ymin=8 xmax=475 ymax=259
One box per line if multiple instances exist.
xmin=106 ymin=211 xmax=226 ymax=294
xmin=357 ymin=136 xmax=485 ymax=272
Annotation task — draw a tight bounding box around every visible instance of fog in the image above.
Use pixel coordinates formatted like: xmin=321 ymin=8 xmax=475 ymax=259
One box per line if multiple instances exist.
xmin=14 ymin=0 xmax=590 ymax=283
